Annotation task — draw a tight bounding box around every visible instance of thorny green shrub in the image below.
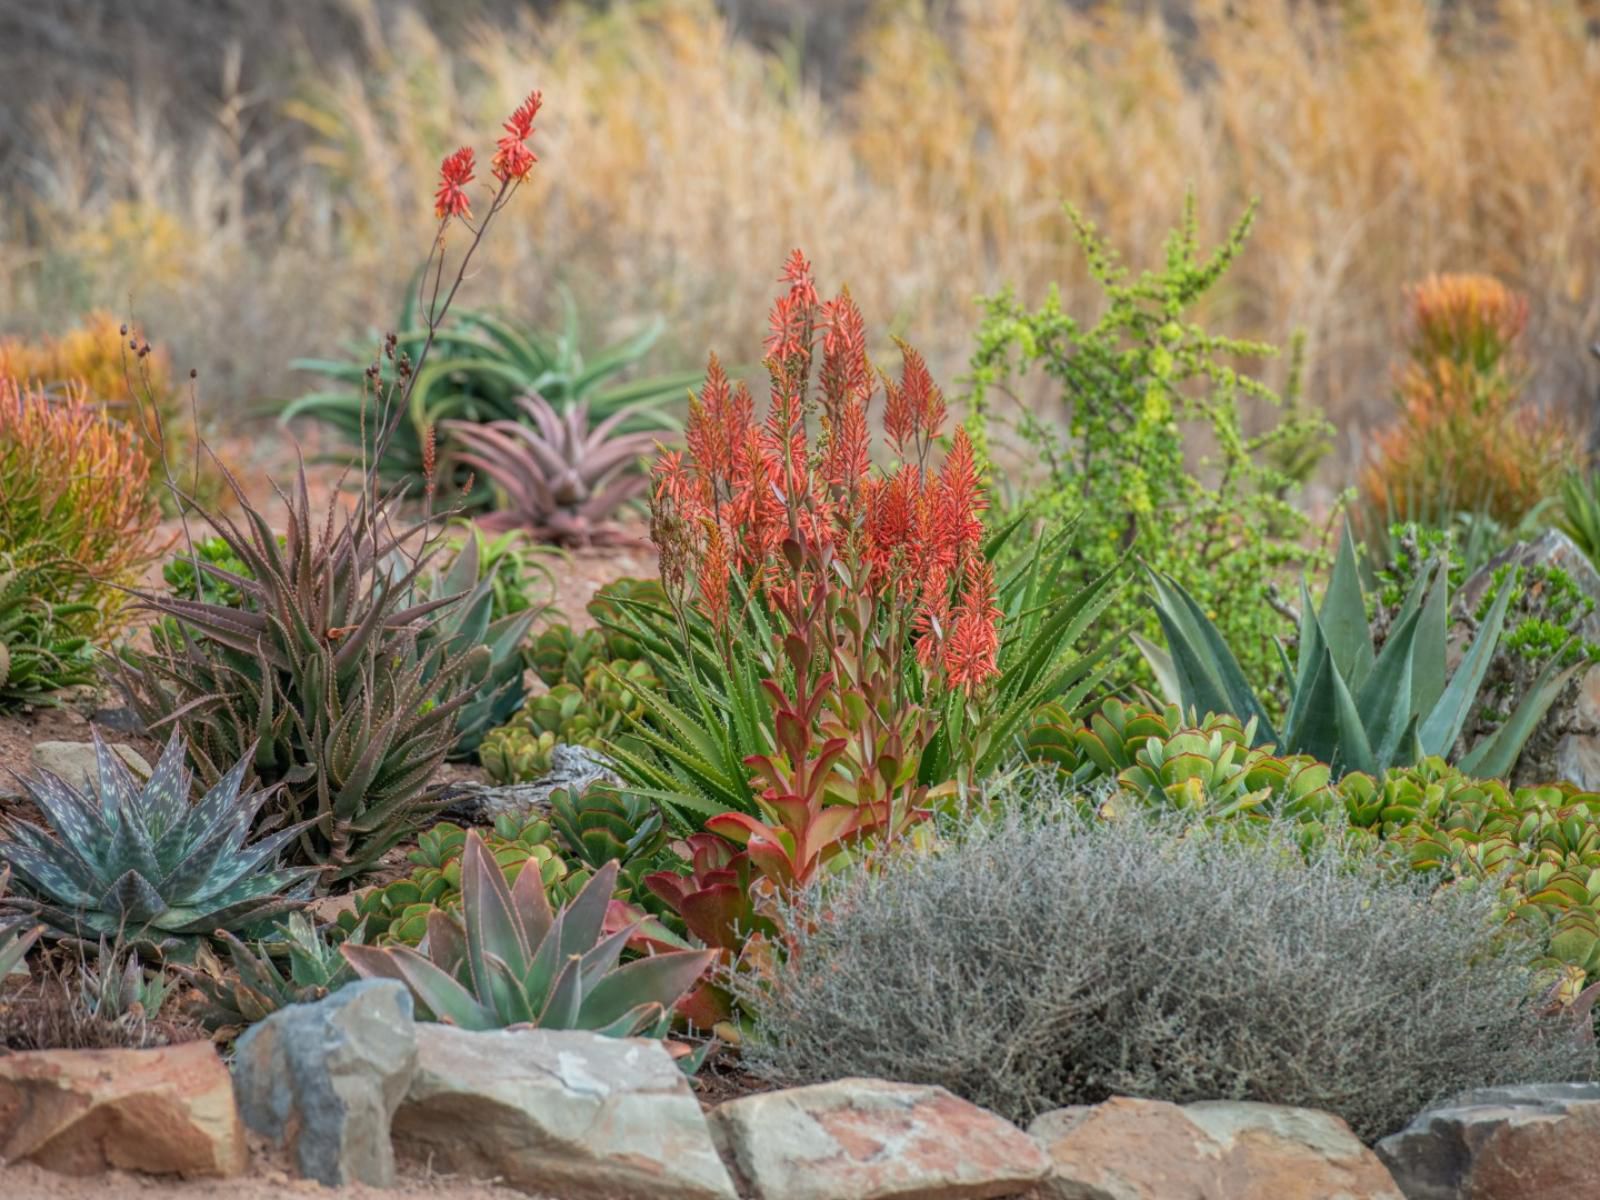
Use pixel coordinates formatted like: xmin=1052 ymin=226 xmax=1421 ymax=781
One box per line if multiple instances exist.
xmin=739 ymin=794 xmax=1590 ymax=1142
xmin=967 ymin=197 xmax=1326 ymax=691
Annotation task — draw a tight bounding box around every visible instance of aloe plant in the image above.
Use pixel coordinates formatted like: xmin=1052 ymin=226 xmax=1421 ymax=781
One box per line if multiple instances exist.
xmin=1139 ymin=523 xmax=1580 ymax=777
xmin=182 ymin=913 xmax=361 ymax=1030
xmin=285 ymin=300 xmax=694 ymax=504
xmin=0 ymin=869 xmax=43 ymax=981
xmin=0 ymin=733 xmax=317 ymax=957
xmin=340 ymin=830 xmax=713 ymax=1035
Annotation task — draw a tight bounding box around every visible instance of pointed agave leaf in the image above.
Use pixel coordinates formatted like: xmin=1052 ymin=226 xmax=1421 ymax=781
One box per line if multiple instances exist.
xmin=1318 ymin=523 xmax=1376 ymax=692
xmin=1354 ymin=599 xmax=1423 ymax=771
xmin=556 ymin=861 xmax=620 ymax=961
xmin=1459 ymin=651 xmax=1585 ymax=778
xmin=1147 ymin=569 xmax=1275 ymax=741
xmin=1410 ymin=561 xmax=1449 ymax=717
xmin=460 ymin=832 xmax=532 ymax=987
xmin=1131 ymin=631 xmax=1181 ymax=705
xmin=1418 ymin=574 xmax=1516 ymax=756
xmin=579 ymin=948 xmax=717 ymax=1030
xmin=535 ymin=954 xmax=586 ymax=1029
xmin=343 ymin=943 xmax=497 ymax=1029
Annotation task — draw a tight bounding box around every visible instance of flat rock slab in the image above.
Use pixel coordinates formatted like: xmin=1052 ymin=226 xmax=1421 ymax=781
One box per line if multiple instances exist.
xmin=0 ymin=1039 xmax=245 ymax=1177
xmin=30 ymin=741 xmax=151 ymax=792
xmin=1377 ymin=1082 xmax=1600 ymax=1200
xmin=395 ymin=1024 xmax=737 ymax=1200
xmin=231 ymin=978 xmax=417 ymax=1187
xmin=710 ymin=1077 xmax=1049 ymax=1200
xmin=1031 ymin=1097 xmax=1401 ymax=1200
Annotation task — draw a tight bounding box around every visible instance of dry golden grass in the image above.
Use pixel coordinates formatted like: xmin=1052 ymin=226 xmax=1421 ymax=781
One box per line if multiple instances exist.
xmin=2 ymin=0 xmax=1598 ymax=484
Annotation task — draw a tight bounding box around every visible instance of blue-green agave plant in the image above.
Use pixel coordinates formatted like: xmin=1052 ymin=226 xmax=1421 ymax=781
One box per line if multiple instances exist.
xmin=1138 ymin=523 xmax=1580 ymax=778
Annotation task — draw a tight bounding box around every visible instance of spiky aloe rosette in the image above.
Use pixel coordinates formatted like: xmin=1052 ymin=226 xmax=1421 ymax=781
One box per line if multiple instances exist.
xmin=0 ymin=733 xmax=316 ymax=957
xmin=342 ymin=830 xmax=713 ymax=1036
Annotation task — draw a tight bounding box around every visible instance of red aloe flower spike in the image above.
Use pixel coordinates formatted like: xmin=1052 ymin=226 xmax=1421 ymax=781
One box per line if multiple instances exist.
xmin=901 ymin=342 xmax=946 ymax=444
xmin=433 ymin=146 xmax=475 ymax=220
xmin=913 ymin=564 xmax=952 ymax=667
xmin=820 ymin=292 xmax=870 ymax=414
xmin=698 ymin=522 xmax=732 ymax=634
xmin=492 ymin=89 xmax=543 ymax=182
xmin=944 ymin=557 xmax=1002 ymax=694
xmin=781 ymin=249 xmax=818 ymax=306
xmin=936 ymin=427 xmax=987 ymax=558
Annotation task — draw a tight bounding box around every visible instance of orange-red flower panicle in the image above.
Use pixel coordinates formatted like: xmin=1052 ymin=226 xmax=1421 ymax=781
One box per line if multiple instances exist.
xmin=434 ymin=147 xmax=475 ymax=220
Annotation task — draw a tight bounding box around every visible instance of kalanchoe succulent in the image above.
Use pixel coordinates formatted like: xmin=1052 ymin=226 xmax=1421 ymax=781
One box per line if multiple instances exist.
xmin=337 ymin=814 xmax=584 ymax=945
xmin=0 ymin=733 xmax=316 ymax=957
xmin=529 ymin=624 xmax=607 ymax=688
xmin=549 ymin=785 xmax=667 ymax=883
xmin=479 ymin=683 xmax=609 ymax=785
xmin=341 ymin=831 xmax=714 ymax=1036
xmin=446 ymin=394 xmax=659 ymax=546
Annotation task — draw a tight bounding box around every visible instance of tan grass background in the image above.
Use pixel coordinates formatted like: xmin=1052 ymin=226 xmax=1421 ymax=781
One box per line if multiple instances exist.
xmin=2 ymin=0 xmax=1597 ymax=486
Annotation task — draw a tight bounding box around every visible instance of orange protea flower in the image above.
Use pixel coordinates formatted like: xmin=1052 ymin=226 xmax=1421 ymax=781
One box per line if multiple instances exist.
xmin=434 ymin=147 xmax=475 ymax=220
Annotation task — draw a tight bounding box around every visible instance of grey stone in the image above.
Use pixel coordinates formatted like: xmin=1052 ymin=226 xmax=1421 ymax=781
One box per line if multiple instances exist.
xmin=1377 ymin=1083 xmax=1600 ymax=1200
xmin=31 ymin=740 xmax=151 ymax=793
xmin=395 ymin=1024 xmax=737 ymax=1200
xmin=710 ymin=1077 xmax=1050 ymax=1200
xmin=231 ymin=978 xmax=417 ymax=1187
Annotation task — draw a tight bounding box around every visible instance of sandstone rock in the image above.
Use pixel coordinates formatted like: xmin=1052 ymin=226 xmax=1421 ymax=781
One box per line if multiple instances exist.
xmin=1029 ymin=1097 xmax=1227 ymax=1199
xmin=394 ymin=1024 xmax=736 ymax=1200
xmin=1029 ymin=1097 xmax=1400 ymax=1200
xmin=1376 ymin=1083 xmax=1600 ymax=1200
xmin=231 ymin=978 xmax=417 ymax=1187
xmin=0 ymin=1039 xmax=244 ymax=1177
xmin=1187 ymin=1101 xmax=1402 ymax=1200
xmin=31 ymin=740 xmax=151 ymax=793
xmin=710 ymin=1077 xmax=1049 ymax=1200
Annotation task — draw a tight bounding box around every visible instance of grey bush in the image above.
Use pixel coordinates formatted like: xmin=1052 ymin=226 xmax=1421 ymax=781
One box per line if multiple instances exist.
xmin=737 ymin=784 xmax=1594 ymax=1142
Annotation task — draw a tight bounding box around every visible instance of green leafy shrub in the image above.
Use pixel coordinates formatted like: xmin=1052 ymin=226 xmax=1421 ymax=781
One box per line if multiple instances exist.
xmin=285 ymin=301 xmax=695 ymax=504
xmin=739 ymin=799 xmax=1589 ymax=1141
xmin=967 ymin=198 xmax=1323 ymax=689
xmin=1142 ymin=523 xmax=1579 ymax=778
xmin=341 ymin=831 xmax=713 ymax=1037
xmin=0 ymin=733 xmax=316 ymax=959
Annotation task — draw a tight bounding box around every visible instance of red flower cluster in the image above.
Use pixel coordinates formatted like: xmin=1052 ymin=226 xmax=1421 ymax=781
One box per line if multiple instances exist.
xmin=654 ymin=252 xmax=999 ymax=694
xmin=432 ymin=90 xmax=542 ymax=221
xmin=493 ymin=90 xmax=543 ymax=183
xmin=433 ymin=147 xmax=474 ymax=220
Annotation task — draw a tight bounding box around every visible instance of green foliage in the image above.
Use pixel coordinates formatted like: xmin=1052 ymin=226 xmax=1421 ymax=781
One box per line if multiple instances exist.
xmin=340 ymin=831 xmax=714 ymax=1036
xmin=967 ymin=197 xmax=1323 ymax=689
xmin=284 ymin=300 xmax=695 ymax=503
xmin=161 ymin=535 xmax=256 ymax=609
xmin=480 ymin=683 xmax=610 ymax=785
xmin=529 ymin=624 xmax=607 ymax=688
xmin=412 ymin=533 xmax=539 ymax=759
xmin=118 ymin=467 xmax=484 ymax=882
xmin=336 ymin=813 xmax=586 ymax=946
xmin=77 ymin=936 xmax=180 ymax=1022
xmin=0 ymin=556 xmax=97 ymax=706
xmin=0 ymin=869 xmax=42 ymax=981
xmin=0 ymin=733 xmax=316 ymax=958
xmin=1142 ymin=523 xmax=1580 ymax=778
xmin=599 ymin=524 xmax=1115 ymax=832
xmin=549 ymin=785 xmax=669 ymax=891
xmin=180 ymin=913 xmax=360 ymax=1031
xmin=1560 ymin=468 xmax=1600 ymax=569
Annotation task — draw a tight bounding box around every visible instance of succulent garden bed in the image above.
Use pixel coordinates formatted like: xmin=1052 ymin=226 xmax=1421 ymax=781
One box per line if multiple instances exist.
xmin=7 ymin=44 xmax=1600 ymax=1200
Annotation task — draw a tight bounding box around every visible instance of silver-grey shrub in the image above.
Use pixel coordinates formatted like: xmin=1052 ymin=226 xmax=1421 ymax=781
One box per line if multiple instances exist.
xmin=737 ymin=784 xmax=1593 ymax=1141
